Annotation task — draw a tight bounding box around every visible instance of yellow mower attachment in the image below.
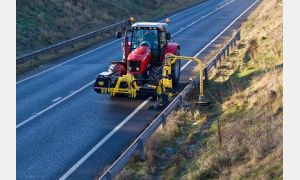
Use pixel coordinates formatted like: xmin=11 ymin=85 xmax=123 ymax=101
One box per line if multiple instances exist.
xmin=164 ymin=53 xmax=210 ymax=106
xmin=94 ymin=54 xmax=210 ymax=106
xmin=110 ymin=74 xmax=139 ymax=98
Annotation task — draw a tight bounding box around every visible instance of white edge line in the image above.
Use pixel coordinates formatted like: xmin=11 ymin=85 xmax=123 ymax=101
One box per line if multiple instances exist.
xmin=59 ymin=97 xmax=152 ymax=180
xmin=52 ymin=97 xmax=62 ymax=103
xmin=173 ymin=0 xmax=236 ymax=36
xmin=16 ymin=81 xmax=94 ymax=129
xmin=16 ymin=0 xmax=234 ymax=129
xmin=165 ymin=0 xmax=211 ymax=20
xmin=16 ymin=0 xmax=212 ymax=85
xmin=16 ymin=39 xmax=121 ymax=85
xmin=60 ymin=0 xmax=259 ymax=177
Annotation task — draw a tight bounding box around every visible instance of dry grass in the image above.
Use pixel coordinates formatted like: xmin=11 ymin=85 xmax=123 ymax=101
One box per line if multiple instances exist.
xmin=114 ymin=0 xmax=282 ymax=179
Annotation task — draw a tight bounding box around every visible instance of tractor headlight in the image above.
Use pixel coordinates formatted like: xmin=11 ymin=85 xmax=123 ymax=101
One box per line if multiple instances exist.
xmin=98 ymin=81 xmax=104 ymax=86
xmin=128 ymin=61 xmax=140 ymax=72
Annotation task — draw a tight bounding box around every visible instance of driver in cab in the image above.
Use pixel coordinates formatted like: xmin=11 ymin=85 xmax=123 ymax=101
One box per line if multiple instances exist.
xmin=141 ymin=30 xmax=158 ymax=49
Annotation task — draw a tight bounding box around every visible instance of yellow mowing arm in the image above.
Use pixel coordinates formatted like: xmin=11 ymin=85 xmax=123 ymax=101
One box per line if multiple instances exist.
xmin=165 ymin=53 xmax=205 ymax=99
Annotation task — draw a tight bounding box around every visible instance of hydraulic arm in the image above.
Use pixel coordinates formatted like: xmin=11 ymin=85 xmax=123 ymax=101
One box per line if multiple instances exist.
xmin=162 ymin=53 xmax=206 ymax=102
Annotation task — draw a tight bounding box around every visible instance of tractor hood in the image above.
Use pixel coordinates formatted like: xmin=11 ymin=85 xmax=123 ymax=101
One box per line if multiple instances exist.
xmin=127 ymin=45 xmax=151 ymax=61
xmin=127 ymin=46 xmax=152 ymax=74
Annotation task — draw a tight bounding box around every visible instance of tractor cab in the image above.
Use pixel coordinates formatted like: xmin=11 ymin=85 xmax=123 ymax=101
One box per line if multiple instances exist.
xmin=130 ymin=22 xmax=170 ymax=63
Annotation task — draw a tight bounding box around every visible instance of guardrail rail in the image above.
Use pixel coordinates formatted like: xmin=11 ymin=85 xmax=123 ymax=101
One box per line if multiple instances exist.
xmin=16 ymin=20 xmax=131 ymax=64
xmin=99 ymin=30 xmax=241 ymax=180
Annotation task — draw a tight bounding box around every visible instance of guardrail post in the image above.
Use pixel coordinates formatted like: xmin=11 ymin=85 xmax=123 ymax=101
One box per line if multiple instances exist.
xmin=218 ymin=54 xmax=222 ymax=66
xmin=237 ymin=30 xmax=241 ymax=41
xmin=233 ymin=37 xmax=237 ymax=46
xmin=139 ymin=138 xmax=145 ymax=161
xmin=226 ymin=46 xmax=230 ymax=56
xmin=107 ymin=171 xmax=112 ymax=180
xmin=162 ymin=113 xmax=167 ymax=127
xmin=213 ymin=59 xmax=217 ymax=68
xmin=179 ymin=94 xmax=184 ymax=108
xmin=223 ymin=49 xmax=226 ymax=59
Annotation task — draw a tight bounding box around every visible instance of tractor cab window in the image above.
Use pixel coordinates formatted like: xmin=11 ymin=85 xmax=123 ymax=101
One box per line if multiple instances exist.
xmin=131 ymin=28 xmax=158 ymax=50
xmin=160 ymin=31 xmax=166 ymax=48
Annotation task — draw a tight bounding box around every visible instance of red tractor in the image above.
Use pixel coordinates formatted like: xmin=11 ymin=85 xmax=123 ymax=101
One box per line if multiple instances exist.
xmin=94 ymin=19 xmax=181 ymax=99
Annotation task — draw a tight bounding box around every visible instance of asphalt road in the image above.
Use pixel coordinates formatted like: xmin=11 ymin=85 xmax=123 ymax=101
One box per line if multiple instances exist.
xmin=16 ymin=0 xmax=260 ymax=179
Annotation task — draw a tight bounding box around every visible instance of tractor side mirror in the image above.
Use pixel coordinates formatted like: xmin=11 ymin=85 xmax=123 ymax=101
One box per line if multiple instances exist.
xmin=166 ymin=32 xmax=171 ymax=40
xmin=116 ymin=31 xmax=122 ymax=39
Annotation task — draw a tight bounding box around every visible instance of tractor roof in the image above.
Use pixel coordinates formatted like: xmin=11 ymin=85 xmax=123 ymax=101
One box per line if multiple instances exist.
xmin=132 ymin=22 xmax=167 ymax=30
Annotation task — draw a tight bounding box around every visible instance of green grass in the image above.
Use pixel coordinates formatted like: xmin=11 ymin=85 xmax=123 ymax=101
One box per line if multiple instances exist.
xmin=237 ymin=67 xmax=257 ymax=78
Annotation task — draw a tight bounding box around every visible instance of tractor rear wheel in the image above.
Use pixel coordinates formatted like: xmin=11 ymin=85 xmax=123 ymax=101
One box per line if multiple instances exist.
xmin=171 ymin=50 xmax=181 ymax=86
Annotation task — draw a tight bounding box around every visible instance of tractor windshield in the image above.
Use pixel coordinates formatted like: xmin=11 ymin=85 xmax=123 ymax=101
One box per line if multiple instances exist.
xmin=131 ymin=28 xmax=158 ymax=50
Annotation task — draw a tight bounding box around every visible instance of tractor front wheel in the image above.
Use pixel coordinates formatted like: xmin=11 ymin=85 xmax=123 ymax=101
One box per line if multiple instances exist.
xmin=108 ymin=63 xmax=126 ymax=76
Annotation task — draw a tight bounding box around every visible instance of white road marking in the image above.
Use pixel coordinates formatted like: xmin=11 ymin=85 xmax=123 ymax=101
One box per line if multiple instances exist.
xmin=16 ymin=81 xmax=94 ymax=129
xmin=16 ymin=0 xmax=234 ymax=129
xmin=59 ymin=97 xmax=152 ymax=180
xmin=16 ymin=39 xmax=121 ymax=85
xmin=59 ymin=0 xmax=260 ymax=176
xmin=165 ymin=0 xmax=211 ymax=20
xmin=52 ymin=97 xmax=62 ymax=103
xmin=173 ymin=0 xmax=236 ymax=36
xmin=16 ymin=0 xmax=212 ymax=85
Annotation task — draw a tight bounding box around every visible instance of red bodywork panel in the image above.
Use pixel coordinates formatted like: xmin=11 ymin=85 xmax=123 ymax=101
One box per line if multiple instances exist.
xmin=124 ymin=42 xmax=179 ymax=75
xmin=122 ymin=42 xmax=131 ymax=61
xmin=127 ymin=46 xmax=152 ymax=74
xmin=163 ymin=42 xmax=180 ymax=57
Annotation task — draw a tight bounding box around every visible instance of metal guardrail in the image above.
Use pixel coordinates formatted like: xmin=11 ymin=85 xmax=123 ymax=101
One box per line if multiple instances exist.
xmin=16 ymin=20 xmax=131 ymax=64
xmin=99 ymin=30 xmax=241 ymax=180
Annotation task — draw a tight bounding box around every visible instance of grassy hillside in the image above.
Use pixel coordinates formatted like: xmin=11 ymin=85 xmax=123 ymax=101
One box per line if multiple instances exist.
xmin=17 ymin=0 xmax=202 ymax=56
xmin=114 ymin=0 xmax=283 ymax=179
